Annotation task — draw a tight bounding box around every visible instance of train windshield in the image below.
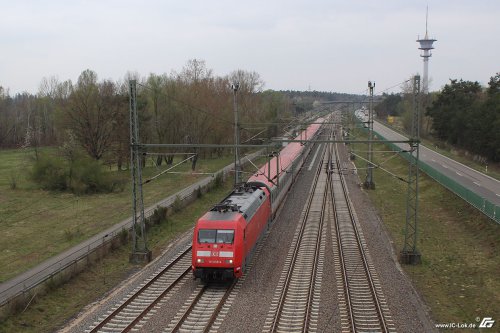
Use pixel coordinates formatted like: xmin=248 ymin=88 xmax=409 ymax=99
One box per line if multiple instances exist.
xmin=198 ymin=229 xmax=234 ymax=244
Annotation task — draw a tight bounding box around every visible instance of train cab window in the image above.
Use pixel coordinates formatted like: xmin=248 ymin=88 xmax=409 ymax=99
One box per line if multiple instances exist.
xmin=198 ymin=229 xmax=234 ymax=244
xmin=198 ymin=229 xmax=216 ymax=243
xmin=216 ymin=230 xmax=234 ymax=244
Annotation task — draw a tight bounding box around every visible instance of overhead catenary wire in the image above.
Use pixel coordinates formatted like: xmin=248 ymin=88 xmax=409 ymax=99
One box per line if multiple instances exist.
xmin=378 ymin=79 xmax=412 ymax=95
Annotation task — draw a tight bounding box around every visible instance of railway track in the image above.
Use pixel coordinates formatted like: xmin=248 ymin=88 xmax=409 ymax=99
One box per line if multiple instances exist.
xmin=86 ymin=246 xmax=192 ymax=333
xmin=164 ymin=223 xmax=274 ymax=333
xmin=328 ymin=141 xmax=395 ymax=333
xmin=165 ymin=281 xmax=236 ymax=333
xmin=263 ymin=144 xmax=328 ymax=333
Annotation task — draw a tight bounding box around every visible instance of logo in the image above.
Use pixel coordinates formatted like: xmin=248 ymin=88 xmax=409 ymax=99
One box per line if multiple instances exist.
xmin=211 ymin=251 xmax=219 ymax=257
xmin=479 ymin=317 xmax=495 ymax=328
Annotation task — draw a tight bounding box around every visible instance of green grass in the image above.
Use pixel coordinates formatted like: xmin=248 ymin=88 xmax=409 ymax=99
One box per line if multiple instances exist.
xmin=0 ymin=147 xmax=236 ymax=282
xmin=350 ymin=129 xmax=500 ymax=326
xmin=0 ymin=174 xmax=237 ymax=333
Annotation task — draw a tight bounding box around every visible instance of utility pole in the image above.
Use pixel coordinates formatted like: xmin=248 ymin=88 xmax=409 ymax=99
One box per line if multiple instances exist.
xmin=400 ymin=75 xmax=421 ymax=265
xmin=129 ymin=80 xmax=151 ymax=263
xmin=364 ymin=81 xmax=375 ymax=189
xmin=232 ymin=82 xmax=242 ymax=186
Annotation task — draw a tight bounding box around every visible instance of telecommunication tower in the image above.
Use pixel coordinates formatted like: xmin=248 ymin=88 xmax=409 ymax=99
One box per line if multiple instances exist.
xmin=416 ymin=7 xmax=436 ymax=93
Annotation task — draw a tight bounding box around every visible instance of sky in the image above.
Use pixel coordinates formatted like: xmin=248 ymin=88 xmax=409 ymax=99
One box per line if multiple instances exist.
xmin=1 ymin=0 xmax=499 ymax=96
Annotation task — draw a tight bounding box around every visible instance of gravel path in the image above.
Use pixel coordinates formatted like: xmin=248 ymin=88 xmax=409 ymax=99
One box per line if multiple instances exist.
xmin=60 ymin=140 xmax=436 ymax=333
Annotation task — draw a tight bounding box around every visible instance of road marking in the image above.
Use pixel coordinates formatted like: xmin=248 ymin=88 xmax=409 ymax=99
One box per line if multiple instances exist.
xmin=496 ymin=194 xmax=500 ymax=197
xmin=431 ymin=159 xmax=436 ymax=162
xmin=473 ymin=182 xmax=481 ymax=186
xmin=442 ymin=164 xmax=448 ymax=169
xmin=456 ymin=172 xmax=463 ymax=176
xmin=308 ymin=144 xmax=322 ymax=171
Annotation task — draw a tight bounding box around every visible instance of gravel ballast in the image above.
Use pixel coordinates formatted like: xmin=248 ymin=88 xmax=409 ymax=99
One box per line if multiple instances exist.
xmin=60 ymin=139 xmax=436 ymax=333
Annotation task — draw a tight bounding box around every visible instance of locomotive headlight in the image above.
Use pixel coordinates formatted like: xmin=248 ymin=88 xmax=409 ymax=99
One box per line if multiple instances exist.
xmin=197 ymin=258 xmax=204 ymax=263
xmin=225 ymin=259 xmax=233 ymax=264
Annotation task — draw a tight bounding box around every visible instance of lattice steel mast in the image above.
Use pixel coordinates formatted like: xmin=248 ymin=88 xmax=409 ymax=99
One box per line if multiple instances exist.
xmin=129 ymin=80 xmax=151 ymax=263
xmin=364 ymin=81 xmax=376 ymax=189
xmin=400 ymin=75 xmax=421 ymax=264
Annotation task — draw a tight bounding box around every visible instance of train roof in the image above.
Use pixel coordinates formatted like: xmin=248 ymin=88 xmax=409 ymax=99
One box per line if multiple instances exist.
xmin=247 ymin=119 xmax=324 ymax=190
xmin=200 ymin=186 xmax=266 ymax=222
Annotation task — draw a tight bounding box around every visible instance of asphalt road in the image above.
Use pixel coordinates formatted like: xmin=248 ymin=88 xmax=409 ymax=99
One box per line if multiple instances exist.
xmin=373 ymin=121 xmax=500 ymax=207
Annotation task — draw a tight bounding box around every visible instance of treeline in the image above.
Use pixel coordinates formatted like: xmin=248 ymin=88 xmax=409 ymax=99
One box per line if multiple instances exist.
xmin=426 ymin=74 xmax=500 ymax=162
xmin=374 ymin=73 xmax=500 ymax=162
xmin=0 ymin=59 xmax=294 ymax=170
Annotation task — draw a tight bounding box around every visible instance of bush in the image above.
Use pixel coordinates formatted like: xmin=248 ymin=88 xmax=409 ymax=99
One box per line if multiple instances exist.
xmin=31 ymin=153 xmax=126 ymax=194
xmin=146 ymin=206 xmax=167 ymax=227
xmin=71 ymin=156 xmax=126 ymax=194
xmin=64 ymin=227 xmax=82 ymax=241
xmin=119 ymin=228 xmax=129 ymax=245
xmin=214 ymin=172 xmax=224 ymax=189
xmin=172 ymin=195 xmax=183 ymax=213
xmin=31 ymin=155 xmax=68 ymax=191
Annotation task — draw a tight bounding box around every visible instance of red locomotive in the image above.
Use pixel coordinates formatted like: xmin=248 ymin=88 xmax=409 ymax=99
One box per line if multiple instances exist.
xmin=192 ymin=120 xmax=323 ymax=280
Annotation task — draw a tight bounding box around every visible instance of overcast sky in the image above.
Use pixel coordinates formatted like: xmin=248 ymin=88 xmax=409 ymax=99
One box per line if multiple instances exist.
xmin=1 ymin=0 xmax=499 ymax=95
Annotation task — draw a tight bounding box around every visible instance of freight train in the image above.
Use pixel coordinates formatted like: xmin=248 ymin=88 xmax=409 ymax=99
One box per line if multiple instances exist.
xmin=192 ymin=120 xmax=323 ymax=281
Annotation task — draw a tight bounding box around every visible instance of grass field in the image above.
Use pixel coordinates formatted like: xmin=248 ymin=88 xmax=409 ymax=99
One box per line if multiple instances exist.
xmin=350 ymin=129 xmax=500 ymax=326
xmin=2 ymin=137 xmax=499 ymax=330
xmin=0 ymin=174 xmax=237 ymax=333
xmin=0 ymin=147 xmax=240 ymax=282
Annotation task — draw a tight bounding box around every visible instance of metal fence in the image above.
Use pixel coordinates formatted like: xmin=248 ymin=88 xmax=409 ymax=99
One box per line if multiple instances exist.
xmin=377 ymin=133 xmax=500 ymax=224
xmin=0 ymin=151 xmax=263 ymax=308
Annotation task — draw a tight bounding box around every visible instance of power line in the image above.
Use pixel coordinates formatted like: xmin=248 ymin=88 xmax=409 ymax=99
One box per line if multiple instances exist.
xmin=378 ymin=79 xmax=412 ymax=95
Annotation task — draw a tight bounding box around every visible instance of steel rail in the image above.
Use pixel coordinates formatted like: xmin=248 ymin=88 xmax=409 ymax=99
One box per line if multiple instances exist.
xmin=89 ymin=246 xmax=191 ymax=333
xmin=303 ymin=156 xmax=329 ymax=333
xmin=269 ymin=147 xmax=326 ymax=333
xmin=331 ymin=140 xmax=389 ymax=333
xmin=121 ymin=267 xmax=191 ymax=332
xmin=302 ymin=122 xmax=334 ymax=332
xmin=203 ymin=280 xmax=238 ymax=333
xmin=170 ymin=285 xmax=209 ymax=332
xmin=336 ymin=141 xmax=389 ymax=333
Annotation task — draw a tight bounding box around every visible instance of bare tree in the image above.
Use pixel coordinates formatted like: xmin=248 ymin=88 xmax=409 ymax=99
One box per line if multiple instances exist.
xmin=66 ymin=69 xmax=118 ymax=160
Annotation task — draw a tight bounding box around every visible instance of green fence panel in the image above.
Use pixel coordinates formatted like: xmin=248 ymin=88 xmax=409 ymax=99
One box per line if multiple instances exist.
xmin=374 ymin=131 xmax=500 ymax=224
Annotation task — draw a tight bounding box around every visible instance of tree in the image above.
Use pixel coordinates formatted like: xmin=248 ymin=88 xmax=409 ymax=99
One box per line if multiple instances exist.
xmin=426 ymin=79 xmax=482 ymax=146
xmin=374 ymin=93 xmax=403 ymax=118
xmin=65 ymin=69 xmax=119 ymax=160
xmin=0 ymin=87 xmax=13 ymax=146
xmin=481 ymin=73 xmax=500 ymax=161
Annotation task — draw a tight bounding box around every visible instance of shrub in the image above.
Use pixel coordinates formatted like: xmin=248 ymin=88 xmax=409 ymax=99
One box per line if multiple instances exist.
xmin=31 ymin=155 xmax=68 ymax=191
xmin=172 ymin=195 xmax=183 ymax=213
xmin=144 ymin=206 xmax=168 ymax=230
xmin=72 ymin=156 xmax=126 ymax=194
xmin=31 ymin=153 xmax=126 ymax=194
xmin=214 ymin=172 xmax=224 ymax=188
xmin=64 ymin=227 xmax=82 ymax=242
xmin=119 ymin=228 xmax=129 ymax=245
